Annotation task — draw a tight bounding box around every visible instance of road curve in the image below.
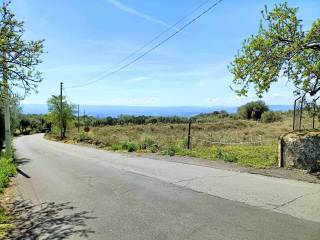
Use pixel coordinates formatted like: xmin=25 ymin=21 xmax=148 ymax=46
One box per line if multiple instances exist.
xmin=12 ymin=134 xmax=320 ymax=240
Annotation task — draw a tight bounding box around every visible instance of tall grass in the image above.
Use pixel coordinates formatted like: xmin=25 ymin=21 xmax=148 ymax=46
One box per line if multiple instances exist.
xmin=62 ymin=116 xmax=295 ymax=168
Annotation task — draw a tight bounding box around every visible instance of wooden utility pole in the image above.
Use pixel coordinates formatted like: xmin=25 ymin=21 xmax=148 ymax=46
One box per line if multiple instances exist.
xmin=77 ymin=104 xmax=80 ymax=133
xmin=60 ymin=82 xmax=63 ymax=139
xmin=187 ymin=120 xmax=192 ymax=149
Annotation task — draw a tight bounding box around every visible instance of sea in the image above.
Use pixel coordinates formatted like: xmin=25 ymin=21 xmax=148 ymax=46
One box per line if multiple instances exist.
xmin=21 ymin=104 xmax=293 ymax=118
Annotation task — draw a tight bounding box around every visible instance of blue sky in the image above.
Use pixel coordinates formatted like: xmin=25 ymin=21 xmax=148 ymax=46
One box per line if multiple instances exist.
xmin=10 ymin=0 xmax=320 ymax=106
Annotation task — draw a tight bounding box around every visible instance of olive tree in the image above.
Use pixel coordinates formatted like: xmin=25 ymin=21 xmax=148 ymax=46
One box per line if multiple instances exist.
xmin=47 ymin=95 xmax=75 ymax=139
xmin=0 ymin=1 xmax=44 ymax=154
xmin=229 ymin=2 xmax=320 ymax=98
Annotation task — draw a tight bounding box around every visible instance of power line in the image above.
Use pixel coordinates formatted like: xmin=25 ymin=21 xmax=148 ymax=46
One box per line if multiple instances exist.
xmin=66 ymin=0 xmax=224 ymax=89
xmin=69 ymin=0 xmax=215 ymax=87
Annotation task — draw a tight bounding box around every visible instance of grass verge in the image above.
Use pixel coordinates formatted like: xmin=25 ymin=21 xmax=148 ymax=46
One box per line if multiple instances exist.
xmin=0 ymin=157 xmax=16 ymax=238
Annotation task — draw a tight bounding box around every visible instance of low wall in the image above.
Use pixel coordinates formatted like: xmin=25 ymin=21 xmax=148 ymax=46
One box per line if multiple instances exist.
xmin=279 ymin=131 xmax=320 ymax=172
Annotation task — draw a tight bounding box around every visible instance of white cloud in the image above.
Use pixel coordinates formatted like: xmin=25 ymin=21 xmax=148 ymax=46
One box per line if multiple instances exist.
xmin=105 ymin=0 xmax=173 ymax=29
xmin=207 ymin=97 xmax=221 ymax=105
xmin=110 ymin=97 xmax=158 ymax=105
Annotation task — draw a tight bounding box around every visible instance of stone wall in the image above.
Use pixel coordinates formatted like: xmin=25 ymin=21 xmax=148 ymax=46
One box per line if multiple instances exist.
xmin=279 ymin=131 xmax=320 ymax=172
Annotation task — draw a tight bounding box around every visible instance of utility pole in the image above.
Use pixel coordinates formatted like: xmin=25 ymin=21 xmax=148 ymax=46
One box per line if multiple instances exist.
xmin=77 ymin=104 xmax=80 ymax=133
xmin=60 ymin=82 xmax=63 ymax=139
xmin=187 ymin=120 xmax=192 ymax=149
xmin=3 ymin=67 xmax=12 ymax=157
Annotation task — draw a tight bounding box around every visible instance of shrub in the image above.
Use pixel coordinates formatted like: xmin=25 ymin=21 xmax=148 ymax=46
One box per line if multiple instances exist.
xmin=76 ymin=131 xmax=88 ymax=142
xmin=214 ymin=147 xmax=223 ymax=159
xmin=163 ymin=144 xmax=178 ymax=156
xmin=0 ymin=158 xmax=16 ymax=193
xmin=120 ymin=140 xmax=139 ymax=152
xmin=223 ymin=152 xmax=238 ymax=163
xmin=261 ymin=111 xmax=282 ymax=123
xmin=111 ymin=143 xmax=121 ymax=151
xmin=237 ymin=101 xmax=269 ymax=120
xmin=139 ymin=133 xmax=155 ymax=149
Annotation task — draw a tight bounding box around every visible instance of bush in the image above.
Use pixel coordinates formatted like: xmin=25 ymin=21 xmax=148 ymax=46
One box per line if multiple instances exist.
xmin=261 ymin=111 xmax=282 ymax=123
xmin=214 ymin=147 xmax=223 ymax=159
xmin=119 ymin=140 xmax=139 ymax=152
xmin=223 ymin=152 xmax=238 ymax=163
xmin=237 ymin=101 xmax=269 ymax=120
xmin=139 ymin=133 xmax=155 ymax=149
xmin=163 ymin=144 xmax=178 ymax=156
xmin=0 ymin=158 xmax=16 ymax=192
xmin=76 ymin=131 xmax=88 ymax=142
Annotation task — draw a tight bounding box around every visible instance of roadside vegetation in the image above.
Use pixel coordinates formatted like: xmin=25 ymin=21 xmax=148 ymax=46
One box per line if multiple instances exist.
xmin=0 ymin=157 xmax=16 ymax=238
xmin=41 ymin=100 xmax=298 ymax=169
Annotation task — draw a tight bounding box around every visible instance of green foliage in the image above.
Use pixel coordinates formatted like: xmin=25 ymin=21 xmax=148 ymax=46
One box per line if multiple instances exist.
xmin=261 ymin=111 xmax=282 ymax=123
xmin=0 ymin=95 xmax=22 ymax=148
xmin=0 ymin=110 xmax=4 ymax=150
xmin=119 ymin=140 xmax=139 ymax=152
xmin=229 ymin=2 xmax=320 ymax=98
xmin=0 ymin=157 xmax=15 ymax=238
xmin=237 ymin=101 xmax=269 ymax=120
xmin=139 ymin=133 xmax=155 ymax=149
xmin=194 ymin=111 xmax=230 ymax=123
xmin=47 ymin=95 xmax=75 ymax=138
xmin=0 ymin=1 xmax=44 ymax=96
xmin=163 ymin=144 xmax=178 ymax=156
xmin=86 ymin=115 xmax=190 ymax=127
xmin=0 ymin=158 xmax=16 ymax=193
xmin=214 ymin=147 xmax=223 ymax=159
xmin=223 ymin=152 xmax=238 ymax=163
xmin=0 ymin=205 xmax=11 ymax=239
xmin=76 ymin=131 xmax=88 ymax=142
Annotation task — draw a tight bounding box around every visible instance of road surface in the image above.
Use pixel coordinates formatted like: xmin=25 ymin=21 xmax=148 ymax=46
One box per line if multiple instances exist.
xmin=12 ymin=134 xmax=320 ymax=239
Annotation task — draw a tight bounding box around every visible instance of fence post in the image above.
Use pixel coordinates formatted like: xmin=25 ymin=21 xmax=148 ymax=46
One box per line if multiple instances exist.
xmin=313 ymin=97 xmax=319 ymax=129
xmin=299 ymin=95 xmax=305 ymax=131
xmin=187 ymin=120 xmax=192 ymax=149
xmin=278 ymin=137 xmax=284 ymax=168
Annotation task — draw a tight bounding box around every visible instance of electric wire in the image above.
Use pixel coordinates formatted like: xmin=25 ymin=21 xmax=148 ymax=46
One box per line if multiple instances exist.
xmin=66 ymin=0 xmax=224 ymax=89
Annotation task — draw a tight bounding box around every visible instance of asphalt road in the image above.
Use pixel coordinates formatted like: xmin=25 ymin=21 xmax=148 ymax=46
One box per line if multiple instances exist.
xmin=12 ymin=134 xmax=320 ymax=240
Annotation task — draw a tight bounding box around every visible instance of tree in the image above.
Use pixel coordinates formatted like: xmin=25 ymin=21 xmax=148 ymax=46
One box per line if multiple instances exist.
xmin=47 ymin=95 xmax=75 ymax=139
xmin=0 ymin=1 xmax=44 ymax=154
xmin=237 ymin=101 xmax=269 ymax=120
xmin=0 ymin=95 xmax=22 ymax=148
xmin=229 ymin=2 xmax=320 ymax=99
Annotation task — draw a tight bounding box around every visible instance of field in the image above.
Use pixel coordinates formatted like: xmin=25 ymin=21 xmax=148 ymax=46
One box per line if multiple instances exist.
xmin=53 ymin=113 xmax=300 ymax=169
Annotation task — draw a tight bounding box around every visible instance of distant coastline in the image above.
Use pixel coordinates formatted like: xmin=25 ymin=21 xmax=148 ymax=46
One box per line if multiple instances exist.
xmin=21 ymin=104 xmax=293 ymax=118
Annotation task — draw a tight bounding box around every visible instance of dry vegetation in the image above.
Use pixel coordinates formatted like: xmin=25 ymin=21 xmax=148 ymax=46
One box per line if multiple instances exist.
xmin=52 ymin=113 xmax=311 ymax=169
xmin=86 ymin=117 xmax=293 ymax=148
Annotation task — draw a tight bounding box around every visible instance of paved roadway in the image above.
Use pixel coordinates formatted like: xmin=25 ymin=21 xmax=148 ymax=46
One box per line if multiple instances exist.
xmin=12 ymin=134 xmax=320 ymax=239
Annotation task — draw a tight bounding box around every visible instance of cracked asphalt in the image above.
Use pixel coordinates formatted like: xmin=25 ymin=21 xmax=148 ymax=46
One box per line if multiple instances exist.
xmin=13 ymin=134 xmax=320 ymax=240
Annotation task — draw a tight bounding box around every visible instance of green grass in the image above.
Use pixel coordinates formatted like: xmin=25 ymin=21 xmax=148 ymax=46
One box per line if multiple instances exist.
xmin=0 ymin=158 xmax=16 ymax=193
xmin=0 ymin=206 xmax=11 ymax=239
xmin=172 ymin=144 xmax=278 ymax=168
xmin=0 ymin=157 xmax=16 ymax=238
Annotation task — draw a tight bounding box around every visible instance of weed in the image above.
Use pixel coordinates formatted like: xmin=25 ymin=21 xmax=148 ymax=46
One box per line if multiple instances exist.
xmin=139 ymin=133 xmax=155 ymax=150
xmin=120 ymin=140 xmax=139 ymax=152
xmin=214 ymin=147 xmax=223 ymax=160
xmin=164 ymin=144 xmax=178 ymax=156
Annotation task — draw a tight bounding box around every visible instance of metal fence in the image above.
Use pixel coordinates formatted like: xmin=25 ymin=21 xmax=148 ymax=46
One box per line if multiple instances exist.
xmin=293 ymin=94 xmax=320 ymax=131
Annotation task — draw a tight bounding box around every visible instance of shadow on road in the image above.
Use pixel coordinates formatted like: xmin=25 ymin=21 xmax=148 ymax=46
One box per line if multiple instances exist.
xmin=7 ymin=200 xmax=96 ymax=239
xmin=15 ymin=158 xmax=32 ymax=166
